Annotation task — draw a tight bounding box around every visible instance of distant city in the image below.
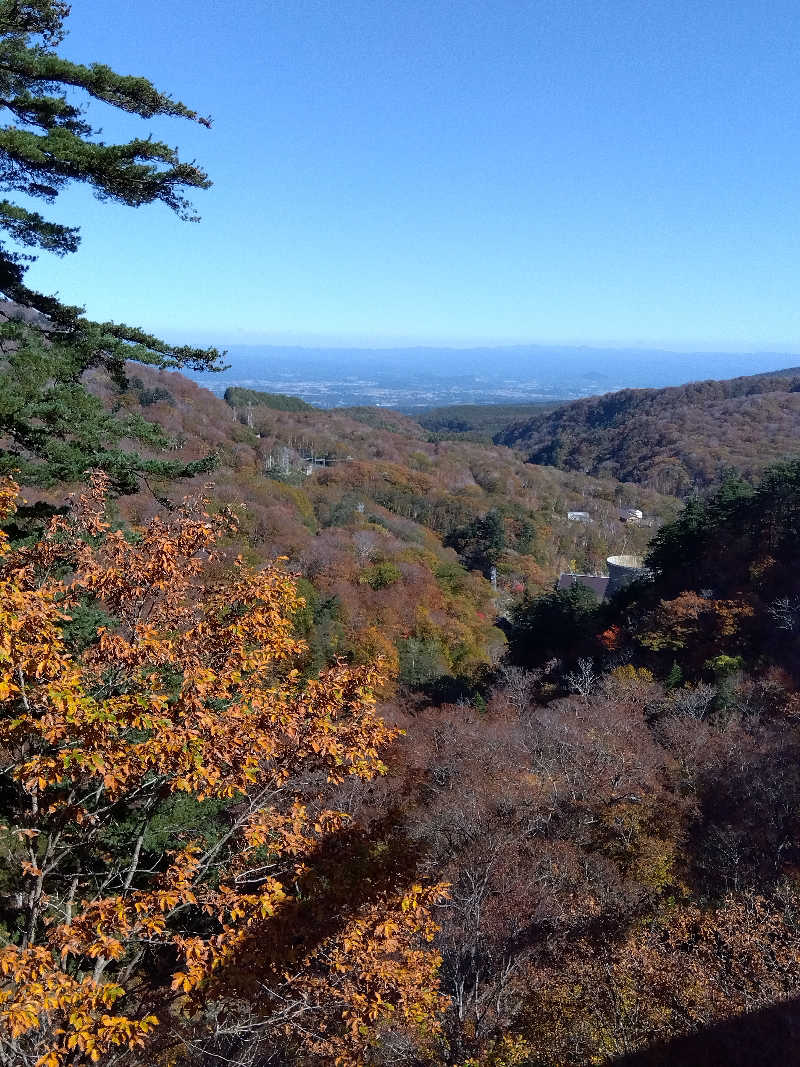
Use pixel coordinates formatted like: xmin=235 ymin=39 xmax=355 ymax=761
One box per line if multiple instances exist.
xmin=187 ymin=344 xmax=800 ymax=410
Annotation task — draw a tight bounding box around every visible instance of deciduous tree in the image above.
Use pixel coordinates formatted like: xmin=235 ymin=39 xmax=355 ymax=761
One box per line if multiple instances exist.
xmin=0 ymin=473 xmax=445 ymax=1066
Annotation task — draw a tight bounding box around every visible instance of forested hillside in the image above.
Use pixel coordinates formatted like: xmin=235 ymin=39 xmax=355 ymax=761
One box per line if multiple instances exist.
xmin=415 ymin=401 xmax=560 ymax=442
xmin=8 ymin=367 xmax=800 ymax=1063
xmin=66 ymin=366 xmax=675 ymax=695
xmin=224 ymin=386 xmax=315 ymax=411
xmin=375 ymin=459 xmax=800 ymax=1066
xmin=497 ymin=370 xmax=800 ymax=494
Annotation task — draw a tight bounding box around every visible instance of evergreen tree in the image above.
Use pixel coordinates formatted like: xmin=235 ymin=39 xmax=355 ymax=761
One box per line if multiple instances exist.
xmin=445 ymin=507 xmax=506 ymax=575
xmin=509 ymin=582 xmax=601 ymax=664
xmin=0 ymin=1 xmax=223 ymax=491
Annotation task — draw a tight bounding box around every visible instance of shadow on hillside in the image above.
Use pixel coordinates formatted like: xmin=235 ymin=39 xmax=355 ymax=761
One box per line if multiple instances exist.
xmin=610 ymin=995 xmax=800 ymax=1067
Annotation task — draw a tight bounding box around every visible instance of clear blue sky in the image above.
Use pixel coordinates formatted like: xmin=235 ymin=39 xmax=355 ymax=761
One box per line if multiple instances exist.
xmin=20 ymin=0 xmax=800 ymax=349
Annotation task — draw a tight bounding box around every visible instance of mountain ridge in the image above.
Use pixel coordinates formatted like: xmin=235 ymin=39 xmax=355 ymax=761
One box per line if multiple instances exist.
xmin=495 ymin=368 xmax=800 ymax=495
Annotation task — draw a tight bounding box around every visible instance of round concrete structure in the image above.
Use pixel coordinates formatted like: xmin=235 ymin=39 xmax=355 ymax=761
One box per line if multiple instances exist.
xmin=606 ymin=554 xmax=646 ymax=598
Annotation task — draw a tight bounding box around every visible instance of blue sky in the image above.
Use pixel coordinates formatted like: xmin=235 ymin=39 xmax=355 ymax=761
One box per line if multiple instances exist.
xmin=19 ymin=0 xmax=800 ymax=349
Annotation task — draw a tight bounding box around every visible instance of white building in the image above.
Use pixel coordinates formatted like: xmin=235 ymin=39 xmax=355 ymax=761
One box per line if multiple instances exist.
xmin=620 ymin=508 xmax=643 ymax=523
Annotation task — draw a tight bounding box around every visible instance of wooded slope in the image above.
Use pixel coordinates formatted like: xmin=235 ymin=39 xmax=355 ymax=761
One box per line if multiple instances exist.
xmin=496 ymin=370 xmax=800 ymax=494
xmin=62 ymin=367 xmax=677 ymax=693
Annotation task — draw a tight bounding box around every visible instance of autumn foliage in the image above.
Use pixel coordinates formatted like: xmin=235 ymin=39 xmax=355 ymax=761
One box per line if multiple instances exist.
xmin=0 ymin=474 xmax=445 ymax=1066
xmin=497 ymin=369 xmax=800 ymax=494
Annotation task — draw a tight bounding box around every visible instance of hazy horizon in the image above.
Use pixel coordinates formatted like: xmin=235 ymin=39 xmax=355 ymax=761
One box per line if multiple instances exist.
xmin=185 ymin=341 xmax=800 ymax=411
xmin=161 ymin=329 xmax=800 ymax=355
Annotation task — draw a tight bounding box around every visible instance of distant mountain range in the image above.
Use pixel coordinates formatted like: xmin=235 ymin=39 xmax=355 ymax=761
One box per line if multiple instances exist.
xmin=187 ymin=343 xmax=800 ymax=409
